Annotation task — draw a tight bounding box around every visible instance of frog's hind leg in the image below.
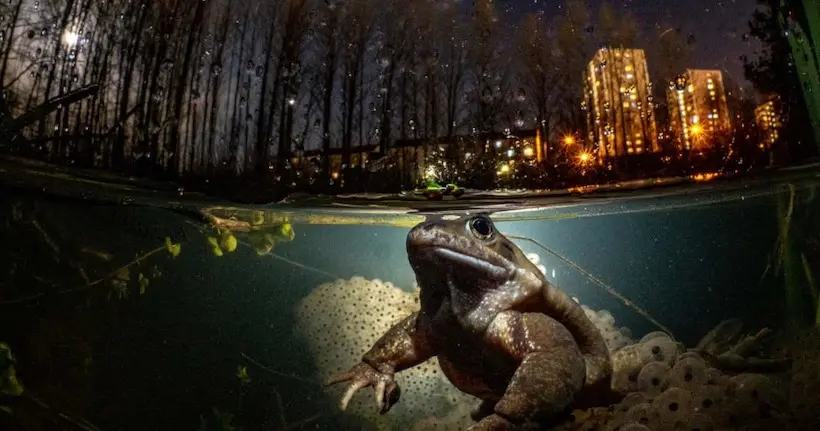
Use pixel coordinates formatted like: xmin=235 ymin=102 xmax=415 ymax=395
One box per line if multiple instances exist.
xmin=469 ymin=312 xmax=587 ymax=430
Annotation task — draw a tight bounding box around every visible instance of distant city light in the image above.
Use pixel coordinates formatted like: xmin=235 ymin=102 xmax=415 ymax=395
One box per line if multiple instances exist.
xmin=563 ymin=135 xmax=575 ymax=145
xmin=494 ymin=140 xmax=502 ymax=148
xmin=689 ymin=124 xmax=703 ymax=135
xmin=506 ymin=149 xmax=514 ymax=157
xmin=579 ymin=152 xmax=591 ymax=163
xmin=288 ymin=98 xmax=296 ymax=106
xmin=522 ymin=146 xmax=534 ymax=157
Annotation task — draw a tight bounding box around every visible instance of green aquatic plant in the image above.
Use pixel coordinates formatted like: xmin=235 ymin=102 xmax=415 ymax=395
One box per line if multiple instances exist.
xmin=0 ymin=342 xmax=24 ymax=415
xmin=0 ymin=202 xmax=185 ymax=305
xmin=198 ymin=208 xmax=295 ymax=257
xmin=766 ymin=184 xmax=820 ymax=329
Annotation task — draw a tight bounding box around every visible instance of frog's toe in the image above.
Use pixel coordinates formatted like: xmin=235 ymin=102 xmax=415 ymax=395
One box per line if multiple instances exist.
xmin=466 ymin=413 xmax=517 ymax=431
xmin=470 ymin=398 xmax=497 ymax=421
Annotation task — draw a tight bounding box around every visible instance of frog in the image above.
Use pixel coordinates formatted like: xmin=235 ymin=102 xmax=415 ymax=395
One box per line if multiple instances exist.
xmin=326 ymin=214 xmax=612 ymax=430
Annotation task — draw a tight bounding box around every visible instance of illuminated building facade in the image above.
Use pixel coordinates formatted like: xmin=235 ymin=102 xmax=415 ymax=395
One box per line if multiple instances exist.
xmin=583 ymin=48 xmax=659 ymax=161
xmin=665 ymin=69 xmax=731 ymax=151
xmin=754 ymin=98 xmax=782 ymax=148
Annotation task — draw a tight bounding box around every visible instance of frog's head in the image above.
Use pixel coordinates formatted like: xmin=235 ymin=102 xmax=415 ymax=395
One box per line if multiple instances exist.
xmin=406 ymin=214 xmax=544 ymax=323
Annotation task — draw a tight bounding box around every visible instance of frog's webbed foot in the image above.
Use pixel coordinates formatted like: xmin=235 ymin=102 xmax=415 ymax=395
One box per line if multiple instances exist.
xmin=325 ymin=362 xmax=400 ymax=414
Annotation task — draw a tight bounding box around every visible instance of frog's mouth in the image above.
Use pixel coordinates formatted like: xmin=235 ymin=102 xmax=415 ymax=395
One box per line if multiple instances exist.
xmin=428 ymin=247 xmax=508 ymax=281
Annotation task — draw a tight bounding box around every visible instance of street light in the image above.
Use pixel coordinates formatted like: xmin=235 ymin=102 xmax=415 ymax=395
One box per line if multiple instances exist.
xmin=578 ymin=152 xmax=591 ymax=163
xmin=563 ymin=135 xmax=576 ymax=146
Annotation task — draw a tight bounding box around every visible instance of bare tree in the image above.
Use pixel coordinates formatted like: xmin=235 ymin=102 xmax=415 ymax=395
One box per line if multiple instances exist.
xmin=516 ymin=13 xmax=560 ymax=146
xmin=467 ymin=0 xmax=508 ymax=133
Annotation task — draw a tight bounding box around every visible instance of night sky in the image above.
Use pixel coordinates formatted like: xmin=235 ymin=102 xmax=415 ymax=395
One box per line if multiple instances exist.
xmin=499 ymin=0 xmax=761 ymax=92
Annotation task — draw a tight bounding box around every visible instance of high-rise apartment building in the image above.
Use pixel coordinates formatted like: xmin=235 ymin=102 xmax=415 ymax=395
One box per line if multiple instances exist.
xmin=666 ymin=69 xmax=731 ymax=151
xmin=583 ymin=48 xmax=659 ymax=161
xmin=754 ymin=98 xmax=782 ymax=148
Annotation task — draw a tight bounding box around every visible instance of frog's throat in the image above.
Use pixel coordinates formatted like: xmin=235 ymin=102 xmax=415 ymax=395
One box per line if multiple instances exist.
xmin=430 ymin=247 xmax=508 ymax=281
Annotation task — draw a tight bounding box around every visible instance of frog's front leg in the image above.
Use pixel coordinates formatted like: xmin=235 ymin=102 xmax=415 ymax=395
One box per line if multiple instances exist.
xmin=326 ymin=312 xmax=435 ymax=413
xmin=470 ymin=311 xmax=586 ymax=430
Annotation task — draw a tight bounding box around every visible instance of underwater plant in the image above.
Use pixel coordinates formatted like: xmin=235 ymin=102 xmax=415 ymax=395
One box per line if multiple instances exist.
xmin=0 ymin=342 xmax=24 ymax=415
xmin=765 ymin=184 xmax=820 ymax=329
xmin=0 ymin=196 xmax=185 ymax=305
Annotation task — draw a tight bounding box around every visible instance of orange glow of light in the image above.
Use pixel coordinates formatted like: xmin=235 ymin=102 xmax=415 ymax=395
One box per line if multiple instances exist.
xmin=563 ymin=135 xmax=576 ymax=146
xmin=689 ymin=124 xmax=703 ymax=135
xmin=578 ymin=152 xmax=591 ymax=163
xmin=691 ymin=172 xmax=719 ymax=182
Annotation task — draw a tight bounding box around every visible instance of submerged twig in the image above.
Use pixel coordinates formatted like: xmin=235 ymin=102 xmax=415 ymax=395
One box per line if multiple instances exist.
xmin=762 ymin=184 xmax=796 ymax=282
xmin=273 ymin=388 xmax=287 ymax=429
xmin=25 ymin=393 xmax=103 ymax=431
xmin=268 ymin=252 xmax=340 ymax=280
xmin=508 ymin=234 xmax=673 ymax=335
xmin=57 ymin=245 xmax=167 ymax=295
xmin=30 ymin=219 xmax=61 ymax=259
xmin=239 ymin=352 xmax=317 ymax=385
xmin=0 ymin=245 xmax=169 ymax=306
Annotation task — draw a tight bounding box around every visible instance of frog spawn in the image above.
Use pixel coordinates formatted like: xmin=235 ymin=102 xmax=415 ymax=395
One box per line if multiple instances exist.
xmin=572 ymin=331 xmax=791 ymax=431
xmin=295 ymin=276 xmax=477 ymax=430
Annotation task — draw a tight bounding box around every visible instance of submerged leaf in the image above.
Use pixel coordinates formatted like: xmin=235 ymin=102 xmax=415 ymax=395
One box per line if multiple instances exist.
xmin=235 ymin=365 xmax=250 ymax=385
xmin=207 ymin=237 xmax=223 ymax=257
xmin=219 ymin=231 xmax=237 ymax=253
xmin=276 ymin=223 xmax=295 ymax=241
xmin=138 ymin=273 xmax=149 ymax=295
xmin=165 ymin=237 xmax=181 ymax=257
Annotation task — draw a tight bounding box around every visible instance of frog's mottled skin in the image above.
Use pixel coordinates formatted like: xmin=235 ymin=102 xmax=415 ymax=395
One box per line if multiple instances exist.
xmin=326 ymin=214 xmax=612 ymax=430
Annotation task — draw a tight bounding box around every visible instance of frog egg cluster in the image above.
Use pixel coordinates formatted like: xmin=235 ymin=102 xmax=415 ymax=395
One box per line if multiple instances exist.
xmin=581 ymin=303 xmax=635 ymax=353
xmin=294 ymin=276 xmax=476 ymax=430
xmin=593 ymin=331 xmax=790 ymax=431
xmin=525 ymin=252 xmax=548 ymax=277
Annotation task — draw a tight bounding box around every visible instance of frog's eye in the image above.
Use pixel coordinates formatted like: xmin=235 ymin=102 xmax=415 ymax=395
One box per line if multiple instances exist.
xmin=469 ymin=216 xmax=494 ymax=240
